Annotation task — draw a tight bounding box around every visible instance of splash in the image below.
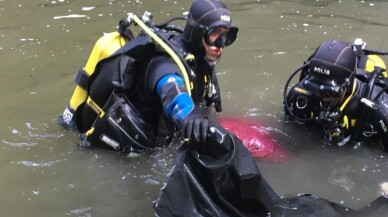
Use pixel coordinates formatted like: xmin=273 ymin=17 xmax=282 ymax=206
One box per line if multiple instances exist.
xmin=53 ymin=14 xmax=87 ymax=20
xmin=2 ymin=122 xmax=65 ymax=148
xmin=67 ymin=207 xmax=92 ymax=217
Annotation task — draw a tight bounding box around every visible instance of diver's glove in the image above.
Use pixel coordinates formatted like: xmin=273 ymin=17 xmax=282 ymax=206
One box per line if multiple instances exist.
xmin=182 ymin=117 xmax=209 ymax=145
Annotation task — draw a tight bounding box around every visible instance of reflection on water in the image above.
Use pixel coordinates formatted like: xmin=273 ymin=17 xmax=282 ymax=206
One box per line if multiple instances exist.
xmin=0 ymin=0 xmax=388 ymax=216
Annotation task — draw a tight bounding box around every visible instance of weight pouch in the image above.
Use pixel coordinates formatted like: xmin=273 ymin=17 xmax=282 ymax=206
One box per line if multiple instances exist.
xmin=87 ymin=91 xmax=155 ymax=152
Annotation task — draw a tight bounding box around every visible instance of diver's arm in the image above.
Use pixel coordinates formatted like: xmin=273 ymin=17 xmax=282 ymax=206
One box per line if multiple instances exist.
xmin=156 ymin=73 xmax=209 ymax=144
xmin=146 ymin=54 xmax=209 ymax=144
xmin=146 ymin=54 xmax=204 ymax=123
xmin=156 ymin=74 xmax=202 ymax=122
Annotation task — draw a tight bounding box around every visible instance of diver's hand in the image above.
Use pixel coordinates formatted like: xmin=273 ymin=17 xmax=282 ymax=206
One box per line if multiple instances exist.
xmin=182 ymin=117 xmax=209 ymax=145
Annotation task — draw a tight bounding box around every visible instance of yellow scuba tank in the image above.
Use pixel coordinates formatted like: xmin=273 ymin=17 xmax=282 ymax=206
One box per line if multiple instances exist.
xmin=70 ymin=32 xmax=128 ymax=111
xmin=61 ymin=31 xmax=129 ymax=125
xmin=61 ymin=12 xmax=192 ymax=135
xmin=364 ymin=54 xmax=387 ymax=77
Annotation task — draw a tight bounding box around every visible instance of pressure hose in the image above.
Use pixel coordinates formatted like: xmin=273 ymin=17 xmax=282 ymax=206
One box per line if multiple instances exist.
xmin=126 ymin=12 xmax=192 ymax=96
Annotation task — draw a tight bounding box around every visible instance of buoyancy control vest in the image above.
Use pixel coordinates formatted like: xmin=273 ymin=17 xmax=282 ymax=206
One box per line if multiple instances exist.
xmin=61 ymin=13 xmax=222 ymax=152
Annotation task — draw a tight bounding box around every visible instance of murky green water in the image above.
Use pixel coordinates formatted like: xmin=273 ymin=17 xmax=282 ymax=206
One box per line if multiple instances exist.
xmin=1 ymin=0 xmax=387 ymax=216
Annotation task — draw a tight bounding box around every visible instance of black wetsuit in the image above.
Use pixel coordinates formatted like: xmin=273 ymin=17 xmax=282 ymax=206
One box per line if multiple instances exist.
xmin=76 ymin=35 xmax=220 ymax=148
xmin=285 ymin=75 xmax=388 ymax=152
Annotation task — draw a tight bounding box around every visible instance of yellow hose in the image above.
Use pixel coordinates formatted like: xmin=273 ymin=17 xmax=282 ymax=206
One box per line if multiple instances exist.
xmin=129 ymin=14 xmax=192 ymax=96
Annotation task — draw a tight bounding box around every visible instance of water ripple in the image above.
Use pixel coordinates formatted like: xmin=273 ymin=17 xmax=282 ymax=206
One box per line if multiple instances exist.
xmin=53 ymin=14 xmax=87 ymax=20
xmin=1 ymin=139 xmax=38 ymax=147
xmin=4 ymin=123 xmax=65 ymax=147
xmin=16 ymin=159 xmax=67 ymax=167
xmin=67 ymin=207 xmax=92 ymax=217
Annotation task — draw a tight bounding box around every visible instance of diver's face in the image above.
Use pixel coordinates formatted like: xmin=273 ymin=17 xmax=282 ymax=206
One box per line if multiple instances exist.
xmin=321 ymin=88 xmax=347 ymax=107
xmin=202 ymin=26 xmax=229 ymax=62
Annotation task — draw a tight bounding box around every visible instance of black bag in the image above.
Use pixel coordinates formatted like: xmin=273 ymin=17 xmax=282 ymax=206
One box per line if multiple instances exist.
xmin=87 ymin=91 xmax=155 ymax=152
xmin=154 ymin=121 xmax=280 ymax=217
xmin=154 ymin=121 xmax=388 ymax=217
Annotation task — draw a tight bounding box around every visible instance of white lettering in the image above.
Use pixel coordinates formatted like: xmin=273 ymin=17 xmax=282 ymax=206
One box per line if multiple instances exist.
xmin=62 ymin=107 xmax=74 ymax=124
xmin=221 ymin=15 xmax=230 ymax=22
xmin=313 ymin=66 xmax=330 ymax=75
xmin=100 ymin=134 xmax=120 ymax=149
xmin=379 ymin=120 xmax=387 ymax=133
xmin=361 ymin=98 xmax=375 ymax=108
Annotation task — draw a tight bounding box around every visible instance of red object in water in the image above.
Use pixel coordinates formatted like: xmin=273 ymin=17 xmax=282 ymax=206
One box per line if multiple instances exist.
xmin=217 ymin=117 xmax=288 ymax=162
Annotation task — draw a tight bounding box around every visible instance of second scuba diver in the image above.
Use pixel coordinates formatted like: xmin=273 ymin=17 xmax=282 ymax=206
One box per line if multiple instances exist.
xmin=284 ymin=39 xmax=388 ymax=152
xmin=59 ymin=0 xmax=239 ymax=154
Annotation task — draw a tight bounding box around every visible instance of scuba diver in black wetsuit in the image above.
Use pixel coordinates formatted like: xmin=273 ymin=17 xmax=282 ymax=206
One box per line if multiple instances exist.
xmin=59 ymin=0 xmax=239 ymax=154
xmin=284 ymin=39 xmax=388 ymax=152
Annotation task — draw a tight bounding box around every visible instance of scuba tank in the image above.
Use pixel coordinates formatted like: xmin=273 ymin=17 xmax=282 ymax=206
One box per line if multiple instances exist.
xmin=60 ymin=12 xmax=196 ymax=153
xmin=61 ymin=20 xmax=133 ymax=127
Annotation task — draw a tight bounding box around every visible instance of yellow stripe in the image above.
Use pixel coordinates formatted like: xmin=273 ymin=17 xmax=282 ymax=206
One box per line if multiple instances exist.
xmin=351 ymin=119 xmax=357 ymax=127
xmin=340 ymin=78 xmax=357 ymax=112
xmin=86 ymin=97 xmax=105 ymax=118
xmin=184 ymin=53 xmax=195 ymax=62
xmin=342 ymin=115 xmax=349 ymax=129
xmin=85 ymin=128 xmax=95 ymax=137
xmin=295 ymin=87 xmax=310 ymax=95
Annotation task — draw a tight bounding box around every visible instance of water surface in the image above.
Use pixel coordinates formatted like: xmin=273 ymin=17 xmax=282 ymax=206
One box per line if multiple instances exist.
xmin=0 ymin=0 xmax=387 ymax=216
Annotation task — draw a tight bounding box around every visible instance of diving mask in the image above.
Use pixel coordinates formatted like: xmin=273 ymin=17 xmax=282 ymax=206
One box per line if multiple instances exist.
xmin=303 ymin=78 xmax=348 ymax=105
xmin=204 ymin=26 xmax=238 ymax=48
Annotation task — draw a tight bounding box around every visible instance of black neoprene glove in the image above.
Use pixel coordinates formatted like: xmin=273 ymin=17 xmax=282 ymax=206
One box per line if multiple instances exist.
xmin=182 ymin=117 xmax=209 ymax=145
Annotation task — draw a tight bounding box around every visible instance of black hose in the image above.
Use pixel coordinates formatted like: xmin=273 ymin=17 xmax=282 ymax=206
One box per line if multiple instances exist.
xmin=364 ymin=68 xmax=380 ymax=99
xmin=363 ymin=48 xmax=388 ymax=56
xmin=373 ymin=84 xmax=388 ymax=101
xmin=163 ymin=25 xmax=184 ymax=33
xmin=155 ymin=17 xmax=186 ymax=29
xmin=283 ymin=63 xmax=316 ymax=122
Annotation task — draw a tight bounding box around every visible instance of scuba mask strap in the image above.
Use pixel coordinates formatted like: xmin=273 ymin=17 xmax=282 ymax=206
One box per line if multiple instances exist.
xmin=155 ymin=16 xmax=186 ymax=33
